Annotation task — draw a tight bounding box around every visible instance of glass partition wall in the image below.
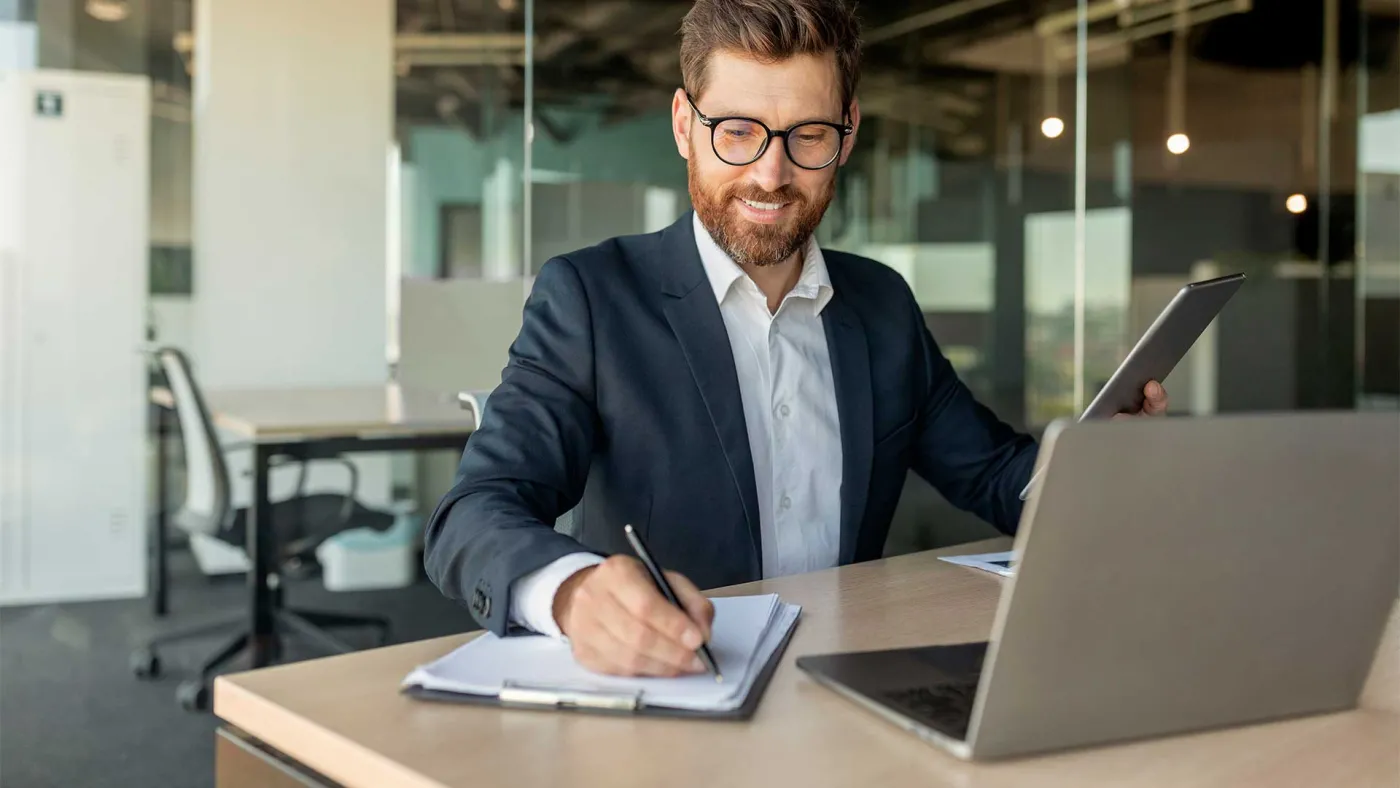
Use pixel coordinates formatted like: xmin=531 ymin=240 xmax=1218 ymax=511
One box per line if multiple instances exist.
xmin=396 ymin=0 xmax=1396 ymax=420
xmin=1357 ymin=1 xmax=1400 ymax=410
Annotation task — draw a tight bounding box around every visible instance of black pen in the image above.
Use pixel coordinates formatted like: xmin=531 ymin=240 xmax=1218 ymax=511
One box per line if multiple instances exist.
xmin=623 ymin=524 xmax=723 ymax=683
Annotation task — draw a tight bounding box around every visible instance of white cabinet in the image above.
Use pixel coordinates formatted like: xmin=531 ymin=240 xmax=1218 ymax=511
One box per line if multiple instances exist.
xmin=0 ymin=70 xmax=150 ymax=605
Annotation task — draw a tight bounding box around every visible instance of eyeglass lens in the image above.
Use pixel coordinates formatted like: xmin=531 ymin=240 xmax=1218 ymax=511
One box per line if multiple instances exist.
xmin=712 ymin=118 xmax=841 ymax=168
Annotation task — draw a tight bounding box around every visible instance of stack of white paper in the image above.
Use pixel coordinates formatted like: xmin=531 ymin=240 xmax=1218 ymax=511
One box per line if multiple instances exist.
xmin=403 ymin=594 xmax=801 ymax=712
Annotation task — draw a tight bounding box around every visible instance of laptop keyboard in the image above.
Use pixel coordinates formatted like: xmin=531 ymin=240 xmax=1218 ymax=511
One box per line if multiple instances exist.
xmin=879 ymin=679 xmax=980 ymax=740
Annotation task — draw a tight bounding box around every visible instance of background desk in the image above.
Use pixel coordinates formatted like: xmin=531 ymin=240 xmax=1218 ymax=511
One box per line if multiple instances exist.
xmin=211 ymin=538 xmax=1399 ymax=787
xmin=150 ymin=384 xmax=476 ymax=665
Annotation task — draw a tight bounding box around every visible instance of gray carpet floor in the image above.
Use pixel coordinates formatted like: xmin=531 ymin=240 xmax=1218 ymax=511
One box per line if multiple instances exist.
xmin=0 ymin=548 xmax=472 ymax=788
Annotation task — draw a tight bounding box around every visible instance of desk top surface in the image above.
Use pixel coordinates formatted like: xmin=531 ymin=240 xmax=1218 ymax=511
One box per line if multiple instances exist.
xmin=214 ymin=538 xmax=1400 ymax=788
xmin=152 ymin=384 xmax=476 ymax=441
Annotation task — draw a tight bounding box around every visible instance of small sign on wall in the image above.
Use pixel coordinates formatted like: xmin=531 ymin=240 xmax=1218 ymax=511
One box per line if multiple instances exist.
xmin=35 ymin=90 xmax=63 ymax=117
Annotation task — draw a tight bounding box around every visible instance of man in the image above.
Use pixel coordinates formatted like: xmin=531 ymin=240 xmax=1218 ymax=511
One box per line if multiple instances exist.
xmin=425 ymin=0 xmax=1167 ymax=679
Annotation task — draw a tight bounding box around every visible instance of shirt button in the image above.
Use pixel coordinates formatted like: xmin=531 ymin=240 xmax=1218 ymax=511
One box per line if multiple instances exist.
xmin=780 ymin=495 xmax=792 ymax=511
xmin=778 ymin=404 xmax=791 ymax=418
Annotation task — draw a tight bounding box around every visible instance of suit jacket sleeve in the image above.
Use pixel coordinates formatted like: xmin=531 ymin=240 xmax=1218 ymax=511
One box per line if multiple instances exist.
xmin=905 ymin=287 xmax=1039 ymax=534
xmin=423 ymin=257 xmax=599 ymax=634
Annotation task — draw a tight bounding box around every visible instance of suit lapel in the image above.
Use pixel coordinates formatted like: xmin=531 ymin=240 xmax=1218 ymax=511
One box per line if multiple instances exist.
xmin=822 ymin=291 xmax=873 ymax=565
xmin=657 ymin=216 xmax=763 ymax=568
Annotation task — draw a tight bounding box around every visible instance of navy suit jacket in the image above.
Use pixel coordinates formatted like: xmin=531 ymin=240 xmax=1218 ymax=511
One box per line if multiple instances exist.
xmin=424 ymin=212 xmax=1038 ymax=634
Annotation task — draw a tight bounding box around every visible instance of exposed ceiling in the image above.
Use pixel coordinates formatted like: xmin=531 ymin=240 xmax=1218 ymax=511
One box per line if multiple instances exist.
xmin=133 ymin=0 xmax=1397 ymax=159
xmin=390 ymin=0 xmax=1397 ymax=151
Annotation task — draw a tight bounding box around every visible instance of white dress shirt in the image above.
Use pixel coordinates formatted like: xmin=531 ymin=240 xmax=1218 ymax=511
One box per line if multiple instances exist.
xmin=508 ymin=214 xmax=844 ymax=637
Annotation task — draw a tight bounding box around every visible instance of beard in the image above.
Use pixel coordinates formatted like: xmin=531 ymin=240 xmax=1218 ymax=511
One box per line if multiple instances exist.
xmin=688 ymin=140 xmax=836 ymax=268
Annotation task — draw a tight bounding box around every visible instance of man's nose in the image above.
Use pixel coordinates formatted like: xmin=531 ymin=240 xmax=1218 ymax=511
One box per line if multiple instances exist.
xmin=745 ymin=136 xmax=792 ymax=194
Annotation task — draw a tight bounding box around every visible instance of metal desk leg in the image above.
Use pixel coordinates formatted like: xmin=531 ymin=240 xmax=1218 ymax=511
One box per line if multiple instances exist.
xmin=249 ymin=443 xmax=278 ymax=668
xmin=152 ymin=404 xmax=170 ymax=618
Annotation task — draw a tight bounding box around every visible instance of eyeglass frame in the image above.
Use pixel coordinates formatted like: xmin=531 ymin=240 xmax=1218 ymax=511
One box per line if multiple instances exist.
xmin=683 ymin=91 xmax=853 ymax=171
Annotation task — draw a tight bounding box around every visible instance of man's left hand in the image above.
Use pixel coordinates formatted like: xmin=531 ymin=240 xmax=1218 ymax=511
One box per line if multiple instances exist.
xmin=1115 ymin=380 xmax=1168 ymax=419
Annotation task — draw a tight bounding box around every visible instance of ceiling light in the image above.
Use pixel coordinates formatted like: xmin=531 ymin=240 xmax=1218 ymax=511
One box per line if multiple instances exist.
xmin=1286 ymin=193 xmax=1308 ymax=214
xmin=1166 ymin=133 xmax=1190 ymax=155
xmin=85 ymin=0 xmax=130 ymax=22
xmin=1041 ymin=117 xmax=1065 ymax=139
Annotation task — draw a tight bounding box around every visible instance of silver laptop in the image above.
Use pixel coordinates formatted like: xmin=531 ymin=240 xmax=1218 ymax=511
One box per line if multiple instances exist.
xmin=798 ymin=412 xmax=1400 ymax=760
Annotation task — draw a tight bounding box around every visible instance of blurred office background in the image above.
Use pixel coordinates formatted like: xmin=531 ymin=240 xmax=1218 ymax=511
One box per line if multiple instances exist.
xmin=1 ymin=0 xmax=1396 ymax=785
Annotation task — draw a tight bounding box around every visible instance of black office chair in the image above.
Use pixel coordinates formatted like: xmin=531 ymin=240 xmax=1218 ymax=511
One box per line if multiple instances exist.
xmin=132 ymin=348 xmax=394 ymax=711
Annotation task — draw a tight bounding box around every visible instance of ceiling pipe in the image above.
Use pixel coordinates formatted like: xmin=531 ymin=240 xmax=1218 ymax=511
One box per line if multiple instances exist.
xmin=864 ymin=0 xmax=1017 ymax=45
xmin=395 ymin=33 xmax=529 ymax=51
xmin=1050 ymin=0 xmax=1251 ymax=61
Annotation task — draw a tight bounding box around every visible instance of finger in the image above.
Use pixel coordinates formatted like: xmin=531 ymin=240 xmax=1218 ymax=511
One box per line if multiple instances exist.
xmin=664 ymin=570 xmax=714 ymax=642
xmin=594 ymin=587 xmax=702 ymax=674
xmin=568 ymin=601 xmax=695 ymax=677
xmin=573 ymin=632 xmax=691 ymax=677
xmin=610 ymin=563 xmax=706 ymax=650
xmin=1143 ymin=380 xmax=1168 ymax=415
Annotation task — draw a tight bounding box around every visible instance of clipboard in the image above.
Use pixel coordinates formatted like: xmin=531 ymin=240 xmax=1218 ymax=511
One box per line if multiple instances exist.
xmin=400 ymin=615 xmax=800 ymax=721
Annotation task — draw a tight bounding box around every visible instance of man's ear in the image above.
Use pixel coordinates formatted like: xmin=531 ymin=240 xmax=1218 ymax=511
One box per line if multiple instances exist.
xmin=838 ymin=97 xmax=861 ymax=166
xmin=672 ymin=88 xmax=692 ymax=161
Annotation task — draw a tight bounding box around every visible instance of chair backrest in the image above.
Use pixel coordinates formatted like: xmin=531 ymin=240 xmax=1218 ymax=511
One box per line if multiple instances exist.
xmin=158 ymin=347 xmax=231 ymax=535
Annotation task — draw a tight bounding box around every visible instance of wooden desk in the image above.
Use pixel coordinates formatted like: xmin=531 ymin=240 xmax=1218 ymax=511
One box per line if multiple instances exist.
xmin=213 ymin=539 xmax=1400 ymax=787
xmin=150 ymin=384 xmax=476 ymax=442
xmin=150 ymin=383 xmax=476 ymax=666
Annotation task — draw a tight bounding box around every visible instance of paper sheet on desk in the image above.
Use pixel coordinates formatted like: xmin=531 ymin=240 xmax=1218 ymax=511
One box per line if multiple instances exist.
xmin=403 ymin=594 xmax=801 ymax=712
xmin=938 ymin=551 xmax=1017 ymax=577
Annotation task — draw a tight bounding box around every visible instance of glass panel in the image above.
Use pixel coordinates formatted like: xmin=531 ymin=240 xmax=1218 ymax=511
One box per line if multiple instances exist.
xmin=1356 ymin=3 xmax=1400 ymax=409
xmin=1078 ymin=0 xmax=1372 ymax=415
xmin=829 ymin=2 xmax=1106 ymax=429
xmin=395 ymin=0 xmax=528 ymax=281
xmin=525 ymin=2 xmax=689 ymax=274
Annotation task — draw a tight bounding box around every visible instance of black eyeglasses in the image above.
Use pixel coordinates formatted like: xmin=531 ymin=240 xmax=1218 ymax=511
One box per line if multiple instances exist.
xmin=685 ymin=92 xmax=852 ymax=171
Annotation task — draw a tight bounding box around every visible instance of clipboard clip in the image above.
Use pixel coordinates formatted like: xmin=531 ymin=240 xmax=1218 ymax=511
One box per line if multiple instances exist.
xmin=498 ymin=681 xmax=642 ymax=712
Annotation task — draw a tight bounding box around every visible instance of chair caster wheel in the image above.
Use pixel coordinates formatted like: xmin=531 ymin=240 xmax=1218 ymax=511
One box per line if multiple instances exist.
xmin=130 ymin=649 xmax=161 ymax=680
xmin=177 ymin=680 xmax=210 ymax=712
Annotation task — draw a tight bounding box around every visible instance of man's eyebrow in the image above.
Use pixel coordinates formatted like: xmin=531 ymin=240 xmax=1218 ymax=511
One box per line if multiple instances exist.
xmin=703 ymin=105 xmax=845 ymax=125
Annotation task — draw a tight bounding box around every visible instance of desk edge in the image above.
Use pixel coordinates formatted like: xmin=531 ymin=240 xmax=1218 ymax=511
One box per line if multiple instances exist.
xmin=214 ymin=675 xmax=447 ymax=788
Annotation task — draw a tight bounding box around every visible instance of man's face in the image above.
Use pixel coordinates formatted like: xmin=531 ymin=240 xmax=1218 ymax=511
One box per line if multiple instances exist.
xmin=672 ymin=51 xmax=860 ymax=268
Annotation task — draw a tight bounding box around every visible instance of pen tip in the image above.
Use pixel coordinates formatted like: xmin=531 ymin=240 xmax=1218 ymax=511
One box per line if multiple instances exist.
xmin=715 ymin=674 xmax=724 ymax=684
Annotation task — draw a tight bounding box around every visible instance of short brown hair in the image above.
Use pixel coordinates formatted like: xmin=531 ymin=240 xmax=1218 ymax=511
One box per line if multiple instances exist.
xmin=680 ymin=0 xmax=862 ymax=114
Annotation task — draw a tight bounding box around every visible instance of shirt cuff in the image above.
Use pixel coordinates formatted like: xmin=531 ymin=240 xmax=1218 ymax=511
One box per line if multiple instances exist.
xmin=508 ymin=552 xmax=606 ymax=638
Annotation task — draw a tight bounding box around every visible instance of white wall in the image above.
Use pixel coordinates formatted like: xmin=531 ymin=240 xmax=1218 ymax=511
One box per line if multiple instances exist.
xmin=193 ymin=0 xmax=391 ymax=389
xmin=193 ymin=0 xmax=394 ymax=507
xmin=1 ymin=70 xmax=150 ymax=604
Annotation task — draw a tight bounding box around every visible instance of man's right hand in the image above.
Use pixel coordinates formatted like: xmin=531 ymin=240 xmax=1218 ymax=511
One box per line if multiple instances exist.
xmin=551 ymin=555 xmax=715 ymax=677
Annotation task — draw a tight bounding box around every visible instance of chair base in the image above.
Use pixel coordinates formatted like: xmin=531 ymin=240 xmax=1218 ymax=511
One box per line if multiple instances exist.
xmin=132 ymin=609 xmax=390 ymax=712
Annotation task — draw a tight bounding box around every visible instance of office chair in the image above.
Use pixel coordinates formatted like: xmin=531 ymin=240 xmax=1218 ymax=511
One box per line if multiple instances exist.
xmin=132 ymin=347 xmax=394 ymax=712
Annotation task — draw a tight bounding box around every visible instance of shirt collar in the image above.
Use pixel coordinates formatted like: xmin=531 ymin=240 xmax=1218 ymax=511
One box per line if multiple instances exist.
xmin=692 ymin=212 xmax=834 ymax=315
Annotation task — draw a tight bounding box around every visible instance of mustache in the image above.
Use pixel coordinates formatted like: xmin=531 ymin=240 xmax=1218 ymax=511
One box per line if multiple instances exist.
xmin=724 ymin=183 xmax=804 ymax=205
